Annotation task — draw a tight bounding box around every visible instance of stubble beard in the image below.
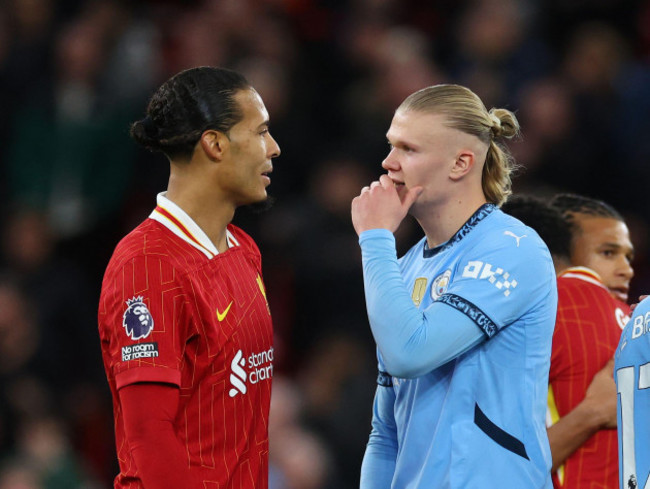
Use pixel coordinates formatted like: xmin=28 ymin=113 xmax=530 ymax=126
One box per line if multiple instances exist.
xmin=243 ymin=195 xmax=275 ymax=214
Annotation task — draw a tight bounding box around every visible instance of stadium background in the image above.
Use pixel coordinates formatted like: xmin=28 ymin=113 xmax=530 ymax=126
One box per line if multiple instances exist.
xmin=0 ymin=0 xmax=649 ymax=487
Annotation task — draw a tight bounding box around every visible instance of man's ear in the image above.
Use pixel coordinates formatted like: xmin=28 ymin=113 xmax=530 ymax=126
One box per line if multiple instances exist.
xmin=449 ymin=151 xmax=475 ymax=181
xmin=199 ymin=130 xmax=229 ymax=161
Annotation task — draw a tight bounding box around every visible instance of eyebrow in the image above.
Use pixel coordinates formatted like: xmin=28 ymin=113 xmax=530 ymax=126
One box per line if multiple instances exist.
xmin=386 ymin=135 xmax=418 ymax=149
xmin=599 ymin=242 xmax=635 ymax=253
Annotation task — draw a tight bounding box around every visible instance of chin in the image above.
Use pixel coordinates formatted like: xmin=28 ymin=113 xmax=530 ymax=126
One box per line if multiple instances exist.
xmin=243 ymin=195 xmax=275 ymax=214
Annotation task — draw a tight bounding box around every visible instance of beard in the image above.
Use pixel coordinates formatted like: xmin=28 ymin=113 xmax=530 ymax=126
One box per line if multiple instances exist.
xmin=242 ymin=195 xmax=275 ymax=214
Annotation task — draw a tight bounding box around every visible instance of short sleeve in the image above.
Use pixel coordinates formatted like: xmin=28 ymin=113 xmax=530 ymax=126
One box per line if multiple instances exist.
xmin=99 ymin=255 xmax=191 ymax=389
xmin=441 ymin=228 xmax=555 ymax=337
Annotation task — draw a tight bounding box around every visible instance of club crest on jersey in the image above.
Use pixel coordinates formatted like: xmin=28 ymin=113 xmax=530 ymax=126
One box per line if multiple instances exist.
xmin=431 ymin=270 xmax=452 ymax=300
xmin=123 ymin=296 xmax=154 ymax=340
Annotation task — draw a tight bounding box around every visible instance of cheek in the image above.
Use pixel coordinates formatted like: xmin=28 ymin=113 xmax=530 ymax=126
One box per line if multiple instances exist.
xmin=585 ymin=254 xmax=615 ymax=281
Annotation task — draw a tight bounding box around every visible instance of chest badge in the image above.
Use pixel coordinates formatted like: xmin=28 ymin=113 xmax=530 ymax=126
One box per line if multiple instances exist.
xmin=431 ymin=270 xmax=452 ymax=300
xmin=256 ymin=274 xmax=271 ymax=315
xmin=411 ymin=278 xmax=428 ymax=306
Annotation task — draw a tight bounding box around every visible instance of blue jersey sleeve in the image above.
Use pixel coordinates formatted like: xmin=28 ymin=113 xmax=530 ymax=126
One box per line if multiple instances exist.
xmin=360 ymin=373 xmax=398 ymax=489
xmin=440 ymin=226 xmax=555 ymax=337
xmin=359 ymin=229 xmax=485 ymax=378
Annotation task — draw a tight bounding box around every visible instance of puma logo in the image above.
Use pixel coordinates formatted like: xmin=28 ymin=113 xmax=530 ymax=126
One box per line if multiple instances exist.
xmin=504 ymin=231 xmax=527 ymax=247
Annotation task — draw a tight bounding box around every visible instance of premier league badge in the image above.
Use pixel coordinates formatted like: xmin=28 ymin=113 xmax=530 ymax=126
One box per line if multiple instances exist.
xmin=431 ymin=270 xmax=452 ymax=300
xmin=123 ymin=296 xmax=154 ymax=340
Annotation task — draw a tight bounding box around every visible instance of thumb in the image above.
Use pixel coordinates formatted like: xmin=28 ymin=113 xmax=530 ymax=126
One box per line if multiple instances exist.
xmin=401 ymin=186 xmax=423 ymax=209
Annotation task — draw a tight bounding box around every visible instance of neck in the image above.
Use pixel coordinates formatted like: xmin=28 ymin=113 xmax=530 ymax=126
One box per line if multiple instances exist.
xmin=166 ymin=165 xmax=235 ymax=253
xmin=415 ymin=194 xmax=488 ymax=249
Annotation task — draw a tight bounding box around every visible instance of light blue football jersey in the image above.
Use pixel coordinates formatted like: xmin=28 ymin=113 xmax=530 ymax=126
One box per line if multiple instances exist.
xmin=615 ymin=297 xmax=650 ymax=489
xmin=360 ymin=204 xmax=557 ymax=489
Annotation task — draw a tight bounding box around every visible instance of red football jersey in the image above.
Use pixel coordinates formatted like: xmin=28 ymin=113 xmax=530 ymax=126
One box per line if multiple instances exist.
xmin=548 ymin=267 xmax=630 ymax=489
xmin=98 ymin=194 xmax=274 ymax=489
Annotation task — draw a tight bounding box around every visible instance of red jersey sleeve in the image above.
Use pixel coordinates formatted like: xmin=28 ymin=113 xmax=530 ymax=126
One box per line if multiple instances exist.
xmin=99 ymin=254 xmax=192 ymax=390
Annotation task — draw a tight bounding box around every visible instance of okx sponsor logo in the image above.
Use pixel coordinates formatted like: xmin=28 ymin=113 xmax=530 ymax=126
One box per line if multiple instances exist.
xmin=462 ymin=260 xmax=518 ymax=297
xmin=228 ymin=347 xmax=274 ymax=397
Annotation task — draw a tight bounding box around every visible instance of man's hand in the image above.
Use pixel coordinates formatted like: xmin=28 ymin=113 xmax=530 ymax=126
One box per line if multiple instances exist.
xmin=582 ymin=358 xmax=617 ymax=429
xmin=547 ymin=357 xmax=618 ymax=471
xmin=631 ymin=295 xmax=648 ymax=312
xmin=351 ymin=174 xmax=422 ymax=236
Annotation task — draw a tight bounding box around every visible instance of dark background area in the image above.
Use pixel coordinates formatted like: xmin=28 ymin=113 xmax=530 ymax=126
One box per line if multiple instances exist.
xmin=0 ymin=0 xmax=649 ymax=487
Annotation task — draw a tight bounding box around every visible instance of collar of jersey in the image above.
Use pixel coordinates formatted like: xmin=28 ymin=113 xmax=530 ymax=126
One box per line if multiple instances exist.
xmin=558 ymin=266 xmax=607 ymax=290
xmin=422 ymin=203 xmax=497 ymax=258
xmin=149 ymin=192 xmax=239 ymax=259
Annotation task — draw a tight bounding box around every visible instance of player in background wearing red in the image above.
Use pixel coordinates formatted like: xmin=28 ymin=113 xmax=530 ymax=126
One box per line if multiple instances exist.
xmin=98 ymin=67 xmax=281 ymax=489
xmin=546 ymin=194 xmax=634 ymax=489
xmin=503 ymin=194 xmax=634 ymax=489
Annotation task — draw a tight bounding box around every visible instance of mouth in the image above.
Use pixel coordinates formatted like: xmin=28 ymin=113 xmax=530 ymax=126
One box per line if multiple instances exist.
xmin=610 ymin=287 xmax=629 ymax=302
xmin=261 ymin=168 xmax=273 ymax=185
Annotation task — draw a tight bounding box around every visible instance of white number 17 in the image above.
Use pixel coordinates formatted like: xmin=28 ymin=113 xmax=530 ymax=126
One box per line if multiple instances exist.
xmin=617 ymin=363 xmax=650 ymax=489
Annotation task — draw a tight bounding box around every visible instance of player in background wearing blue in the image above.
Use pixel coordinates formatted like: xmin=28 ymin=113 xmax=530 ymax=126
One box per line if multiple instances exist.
xmin=615 ymin=296 xmax=650 ymax=489
xmin=351 ymin=84 xmax=557 ymax=489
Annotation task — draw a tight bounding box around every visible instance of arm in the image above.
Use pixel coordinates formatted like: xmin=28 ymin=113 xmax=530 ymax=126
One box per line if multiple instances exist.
xmin=547 ymin=358 xmax=617 ymax=471
xmin=360 ymin=381 xmax=398 ymax=489
xmin=359 ymin=230 xmax=484 ymax=378
xmin=119 ymin=382 xmax=199 ymax=488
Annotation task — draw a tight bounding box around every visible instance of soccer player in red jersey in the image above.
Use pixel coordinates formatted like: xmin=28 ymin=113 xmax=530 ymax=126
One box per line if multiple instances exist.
xmin=503 ymin=194 xmax=634 ymax=489
xmin=546 ymin=194 xmax=634 ymax=489
xmin=98 ymin=67 xmax=281 ymax=489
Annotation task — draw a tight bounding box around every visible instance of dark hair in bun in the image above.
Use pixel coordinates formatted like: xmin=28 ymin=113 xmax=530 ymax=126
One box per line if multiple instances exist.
xmin=130 ymin=66 xmax=250 ymax=160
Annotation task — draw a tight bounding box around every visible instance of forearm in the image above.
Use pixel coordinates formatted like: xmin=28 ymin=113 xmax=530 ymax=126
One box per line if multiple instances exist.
xmin=360 ymin=386 xmax=398 ymax=489
xmin=360 ymin=440 xmax=396 ymax=489
xmin=120 ymin=383 xmax=199 ymax=488
xmin=547 ymin=400 xmax=608 ymax=471
xmin=360 ymin=230 xmax=483 ymax=377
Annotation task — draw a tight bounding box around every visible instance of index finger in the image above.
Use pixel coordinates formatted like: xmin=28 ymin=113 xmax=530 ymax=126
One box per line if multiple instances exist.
xmin=379 ymin=174 xmax=396 ymax=189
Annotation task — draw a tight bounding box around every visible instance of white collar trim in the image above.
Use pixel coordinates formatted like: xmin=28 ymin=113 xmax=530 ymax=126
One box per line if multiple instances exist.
xmin=149 ymin=192 xmax=238 ymax=259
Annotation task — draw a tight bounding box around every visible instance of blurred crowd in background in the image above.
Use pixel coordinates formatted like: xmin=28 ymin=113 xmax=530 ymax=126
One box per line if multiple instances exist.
xmin=1 ymin=0 xmax=650 ymax=487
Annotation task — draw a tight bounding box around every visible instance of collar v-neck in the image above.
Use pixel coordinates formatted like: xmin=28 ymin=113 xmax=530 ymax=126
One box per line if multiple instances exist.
xmin=423 ymin=203 xmax=497 ymax=258
xmin=149 ymin=192 xmax=239 ymax=259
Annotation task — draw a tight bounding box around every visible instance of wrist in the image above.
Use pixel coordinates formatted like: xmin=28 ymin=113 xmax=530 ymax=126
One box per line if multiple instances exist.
xmin=576 ymin=398 xmax=609 ymax=430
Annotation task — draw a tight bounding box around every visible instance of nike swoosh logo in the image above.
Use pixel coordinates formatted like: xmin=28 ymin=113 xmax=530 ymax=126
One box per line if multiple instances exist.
xmin=216 ymin=301 xmax=233 ymax=322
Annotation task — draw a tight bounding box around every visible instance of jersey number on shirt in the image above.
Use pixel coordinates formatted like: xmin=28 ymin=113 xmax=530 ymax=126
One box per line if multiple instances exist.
xmin=617 ymin=363 xmax=650 ymax=489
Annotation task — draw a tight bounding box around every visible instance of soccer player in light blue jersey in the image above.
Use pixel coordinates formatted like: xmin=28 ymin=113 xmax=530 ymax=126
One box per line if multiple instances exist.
xmin=351 ymin=84 xmax=558 ymax=489
xmin=615 ymin=296 xmax=650 ymax=489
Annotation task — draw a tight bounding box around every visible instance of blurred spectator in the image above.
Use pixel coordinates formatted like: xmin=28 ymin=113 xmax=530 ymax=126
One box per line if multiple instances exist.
xmin=6 ymin=6 xmax=138 ymax=240
xmin=4 ymin=416 xmax=97 ymax=489
xmin=1 ymin=210 xmax=101 ymax=389
xmin=1 ymin=0 xmax=650 ymax=486
xmin=269 ymin=376 xmax=335 ymax=489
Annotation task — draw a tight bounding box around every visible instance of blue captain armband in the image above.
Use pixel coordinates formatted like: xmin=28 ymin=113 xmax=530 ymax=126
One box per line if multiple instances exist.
xmin=437 ymin=293 xmax=497 ymax=338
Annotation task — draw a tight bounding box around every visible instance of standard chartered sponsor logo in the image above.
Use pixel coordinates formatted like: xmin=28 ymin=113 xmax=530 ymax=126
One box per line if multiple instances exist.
xmin=228 ymin=347 xmax=274 ymax=397
xmin=229 ymin=350 xmax=248 ymax=397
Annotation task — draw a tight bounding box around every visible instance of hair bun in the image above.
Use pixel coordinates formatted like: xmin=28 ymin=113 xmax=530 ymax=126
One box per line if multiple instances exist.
xmin=141 ymin=116 xmax=159 ymax=138
xmin=130 ymin=116 xmax=159 ymax=150
xmin=489 ymin=112 xmax=503 ymax=138
xmin=488 ymin=108 xmax=520 ymax=140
